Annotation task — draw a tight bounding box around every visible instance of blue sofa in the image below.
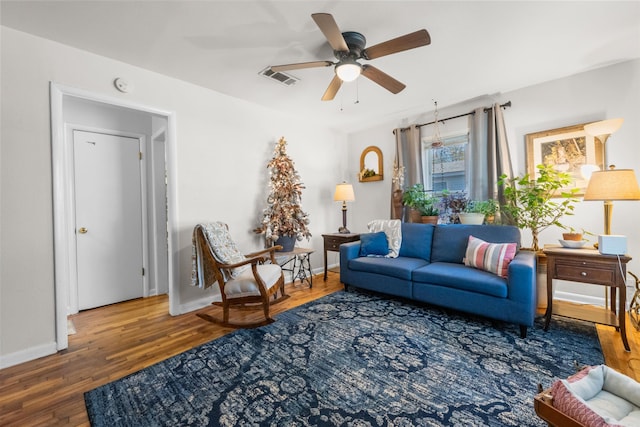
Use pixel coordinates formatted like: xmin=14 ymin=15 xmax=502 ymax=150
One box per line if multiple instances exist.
xmin=340 ymin=223 xmax=537 ymax=337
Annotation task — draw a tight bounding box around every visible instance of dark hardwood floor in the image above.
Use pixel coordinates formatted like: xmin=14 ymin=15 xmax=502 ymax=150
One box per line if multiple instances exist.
xmin=1 ymin=273 xmax=638 ymax=426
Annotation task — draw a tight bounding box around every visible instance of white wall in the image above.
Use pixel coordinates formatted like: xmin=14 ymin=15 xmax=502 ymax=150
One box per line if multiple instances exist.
xmin=0 ymin=26 xmax=346 ymax=367
xmin=346 ymin=59 xmax=640 ymax=303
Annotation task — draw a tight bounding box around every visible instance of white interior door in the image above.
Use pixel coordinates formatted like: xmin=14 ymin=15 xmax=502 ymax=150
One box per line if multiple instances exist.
xmin=74 ymin=130 xmax=144 ymax=310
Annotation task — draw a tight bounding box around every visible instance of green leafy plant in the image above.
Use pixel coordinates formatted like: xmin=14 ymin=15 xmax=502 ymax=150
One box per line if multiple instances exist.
xmin=401 ymin=183 xmax=427 ymax=209
xmin=499 ymin=164 xmax=579 ymax=251
xmin=464 ymin=199 xmax=499 ymax=216
xmin=402 ymin=184 xmax=440 ymax=219
xmin=418 ymin=195 xmax=440 ymax=216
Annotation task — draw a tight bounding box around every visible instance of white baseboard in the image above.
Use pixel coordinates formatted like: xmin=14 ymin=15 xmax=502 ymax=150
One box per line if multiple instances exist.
xmin=177 ymin=295 xmax=216 ymax=315
xmin=554 ymin=291 xmax=605 ymax=307
xmin=0 ymin=341 xmax=57 ymax=370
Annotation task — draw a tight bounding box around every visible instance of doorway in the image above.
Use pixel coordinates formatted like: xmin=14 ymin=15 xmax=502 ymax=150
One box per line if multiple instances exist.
xmin=51 ymin=83 xmax=178 ymax=350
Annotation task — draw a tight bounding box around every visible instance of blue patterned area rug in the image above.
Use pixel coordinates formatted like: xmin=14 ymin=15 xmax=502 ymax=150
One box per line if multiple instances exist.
xmin=85 ymin=290 xmax=603 ymax=426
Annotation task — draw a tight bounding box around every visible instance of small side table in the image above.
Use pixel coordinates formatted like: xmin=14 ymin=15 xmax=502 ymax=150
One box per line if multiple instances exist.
xmin=322 ymin=233 xmax=360 ymax=281
xmin=275 ymin=247 xmax=314 ymax=287
xmin=543 ymin=245 xmax=632 ymax=351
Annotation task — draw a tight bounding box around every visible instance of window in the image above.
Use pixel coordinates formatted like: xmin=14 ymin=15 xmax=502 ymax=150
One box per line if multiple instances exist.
xmin=422 ymin=133 xmax=469 ymax=194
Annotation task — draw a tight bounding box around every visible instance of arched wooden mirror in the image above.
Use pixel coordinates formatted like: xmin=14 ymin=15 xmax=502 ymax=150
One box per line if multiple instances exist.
xmin=359 ymin=146 xmax=383 ymax=182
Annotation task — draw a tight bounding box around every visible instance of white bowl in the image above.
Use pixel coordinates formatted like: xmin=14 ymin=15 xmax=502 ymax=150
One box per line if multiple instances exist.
xmin=559 ymin=239 xmax=588 ymax=249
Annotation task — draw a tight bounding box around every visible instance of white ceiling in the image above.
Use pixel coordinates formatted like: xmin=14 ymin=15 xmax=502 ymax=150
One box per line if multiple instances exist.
xmin=2 ymin=1 xmax=639 ymax=132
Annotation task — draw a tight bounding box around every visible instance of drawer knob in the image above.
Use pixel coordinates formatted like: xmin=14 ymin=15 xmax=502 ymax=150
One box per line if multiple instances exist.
xmin=581 ymin=271 xmax=587 ymax=277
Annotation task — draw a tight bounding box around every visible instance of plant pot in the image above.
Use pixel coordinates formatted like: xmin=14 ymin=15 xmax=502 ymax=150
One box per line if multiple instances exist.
xmin=408 ymin=208 xmax=422 ymax=223
xmin=275 ymin=235 xmax=296 ymax=252
xmin=458 ymin=212 xmax=485 ymax=225
xmin=562 ymin=233 xmax=583 ymax=241
xmin=421 ymin=215 xmax=439 ymax=225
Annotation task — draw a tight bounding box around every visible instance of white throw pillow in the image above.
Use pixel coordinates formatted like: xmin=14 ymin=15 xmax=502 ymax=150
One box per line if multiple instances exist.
xmin=367 ymin=219 xmax=402 ymax=258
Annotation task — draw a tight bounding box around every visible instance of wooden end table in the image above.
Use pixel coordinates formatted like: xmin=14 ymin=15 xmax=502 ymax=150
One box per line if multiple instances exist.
xmin=543 ymin=245 xmax=632 ymax=351
xmin=322 ymin=233 xmax=360 ymax=281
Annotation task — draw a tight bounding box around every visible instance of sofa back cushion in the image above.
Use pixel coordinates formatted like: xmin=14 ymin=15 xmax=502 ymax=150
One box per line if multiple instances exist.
xmin=398 ymin=223 xmax=435 ymax=261
xmin=431 ymin=224 xmax=521 ymax=264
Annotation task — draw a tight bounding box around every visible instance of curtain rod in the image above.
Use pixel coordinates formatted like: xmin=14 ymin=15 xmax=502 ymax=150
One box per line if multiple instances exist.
xmin=393 ymin=101 xmax=511 ymax=134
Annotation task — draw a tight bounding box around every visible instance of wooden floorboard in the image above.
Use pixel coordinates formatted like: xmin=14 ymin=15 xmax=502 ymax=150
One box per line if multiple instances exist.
xmin=1 ymin=273 xmax=639 ymax=426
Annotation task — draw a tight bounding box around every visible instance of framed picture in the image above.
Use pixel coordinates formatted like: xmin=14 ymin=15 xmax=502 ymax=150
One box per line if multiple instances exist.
xmin=525 ymin=123 xmax=603 ymax=196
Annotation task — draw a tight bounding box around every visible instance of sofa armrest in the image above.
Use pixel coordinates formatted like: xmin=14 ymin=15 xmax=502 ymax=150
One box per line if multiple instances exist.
xmin=340 ymin=241 xmax=361 ymax=264
xmin=506 ymin=250 xmax=537 ymax=303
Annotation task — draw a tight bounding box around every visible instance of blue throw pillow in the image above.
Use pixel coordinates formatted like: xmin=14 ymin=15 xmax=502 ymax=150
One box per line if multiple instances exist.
xmin=359 ymin=232 xmax=389 ymax=257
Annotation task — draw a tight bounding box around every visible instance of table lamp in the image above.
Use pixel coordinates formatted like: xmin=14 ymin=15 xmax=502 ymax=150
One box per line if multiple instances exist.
xmin=334 ymin=182 xmax=355 ymax=233
xmin=583 ymin=166 xmax=640 ymax=235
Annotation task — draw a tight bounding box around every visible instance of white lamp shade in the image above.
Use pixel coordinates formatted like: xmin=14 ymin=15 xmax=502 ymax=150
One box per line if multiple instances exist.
xmin=584 ymin=169 xmax=640 ymax=201
xmin=335 ymin=62 xmax=362 ymax=82
xmin=334 ymin=183 xmax=355 ymax=202
xmin=583 ymin=118 xmax=624 ymax=137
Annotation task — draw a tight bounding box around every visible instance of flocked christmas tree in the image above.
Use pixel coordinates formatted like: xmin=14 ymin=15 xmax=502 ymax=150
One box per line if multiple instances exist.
xmin=255 ymin=137 xmax=311 ymax=246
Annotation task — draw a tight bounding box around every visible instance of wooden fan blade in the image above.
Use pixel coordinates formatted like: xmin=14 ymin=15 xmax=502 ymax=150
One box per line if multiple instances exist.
xmin=312 ymin=13 xmax=349 ymax=52
xmin=361 ymin=65 xmax=406 ymax=94
xmin=362 ymin=29 xmax=431 ymax=60
xmin=321 ymin=75 xmax=343 ymax=101
xmin=270 ymin=61 xmax=333 ymax=72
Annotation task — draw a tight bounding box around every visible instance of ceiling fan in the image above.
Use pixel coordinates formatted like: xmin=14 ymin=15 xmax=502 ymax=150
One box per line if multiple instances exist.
xmin=269 ymin=13 xmax=431 ymax=101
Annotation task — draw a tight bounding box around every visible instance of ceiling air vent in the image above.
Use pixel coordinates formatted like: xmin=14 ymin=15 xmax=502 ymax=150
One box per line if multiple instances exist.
xmin=259 ymin=67 xmax=299 ymax=86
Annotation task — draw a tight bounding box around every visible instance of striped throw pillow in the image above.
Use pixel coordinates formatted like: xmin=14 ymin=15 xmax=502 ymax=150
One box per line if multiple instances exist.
xmin=464 ymin=235 xmax=517 ymax=278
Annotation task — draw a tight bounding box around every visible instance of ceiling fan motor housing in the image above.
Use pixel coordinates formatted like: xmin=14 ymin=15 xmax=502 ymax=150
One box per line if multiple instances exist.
xmin=337 ymin=31 xmax=367 ymax=59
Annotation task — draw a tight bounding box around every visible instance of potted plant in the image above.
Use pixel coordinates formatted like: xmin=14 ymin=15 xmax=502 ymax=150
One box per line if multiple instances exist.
xmin=499 ymin=164 xmax=580 ymax=310
xmin=402 ymin=183 xmax=427 ymax=223
xmin=438 ymin=190 xmax=468 ymax=223
xmin=254 ymin=137 xmax=312 ymax=251
xmin=418 ymin=195 xmax=440 ymax=224
xmin=562 ymin=227 xmax=593 ymax=241
xmin=459 ymin=199 xmax=499 ymax=224
xmin=499 ymin=164 xmax=579 ymax=252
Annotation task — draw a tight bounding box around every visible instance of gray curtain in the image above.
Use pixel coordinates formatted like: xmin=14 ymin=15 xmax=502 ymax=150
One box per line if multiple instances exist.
xmin=467 ymin=103 xmax=513 ymax=206
xmin=466 ymin=107 xmax=488 ymax=200
xmin=488 ymin=103 xmax=514 ymax=207
xmin=391 ymin=125 xmax=422 ymax=220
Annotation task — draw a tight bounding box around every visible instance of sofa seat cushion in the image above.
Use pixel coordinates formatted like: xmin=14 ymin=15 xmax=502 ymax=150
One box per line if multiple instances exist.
xmin=348 ymin=256 xmax=429 ymax=280
xmin=412 ymin=262 xmax=508 ymax=298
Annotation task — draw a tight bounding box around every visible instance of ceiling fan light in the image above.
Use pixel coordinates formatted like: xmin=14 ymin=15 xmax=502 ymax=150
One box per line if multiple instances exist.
xmin=336 ymin=62 xmax=362 ymax=82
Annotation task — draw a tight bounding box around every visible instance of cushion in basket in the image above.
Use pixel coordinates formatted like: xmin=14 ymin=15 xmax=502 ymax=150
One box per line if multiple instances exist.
xmin=551 ymin=364 xmax=640 ymax=426
xmin=463 ymin=235 xmax=516 ymax=278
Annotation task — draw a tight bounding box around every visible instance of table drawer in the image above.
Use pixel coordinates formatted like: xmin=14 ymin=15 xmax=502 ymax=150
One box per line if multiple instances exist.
xmin=323 ymin=235 xmax=359 ymax=251
xmin=555 ymin=264 xmax=614 ymax=283
xmin=325 ymin=240 xmax=342 ymax=251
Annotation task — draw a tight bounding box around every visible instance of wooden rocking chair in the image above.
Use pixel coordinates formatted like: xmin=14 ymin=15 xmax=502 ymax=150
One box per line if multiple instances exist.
xmin=193 ymin=222 xmax=288 ymax=328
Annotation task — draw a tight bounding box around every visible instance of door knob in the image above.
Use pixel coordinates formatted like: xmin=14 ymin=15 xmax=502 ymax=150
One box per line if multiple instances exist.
xmin=79 ymin=227 xmax=88 ymax=234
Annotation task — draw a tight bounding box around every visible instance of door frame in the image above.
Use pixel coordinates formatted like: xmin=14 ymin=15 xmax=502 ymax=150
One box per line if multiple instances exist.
xmin=50 ymin=82 xmax=179 ymax=350
xmin=68 ymin=127 xmax=149 ymax=313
